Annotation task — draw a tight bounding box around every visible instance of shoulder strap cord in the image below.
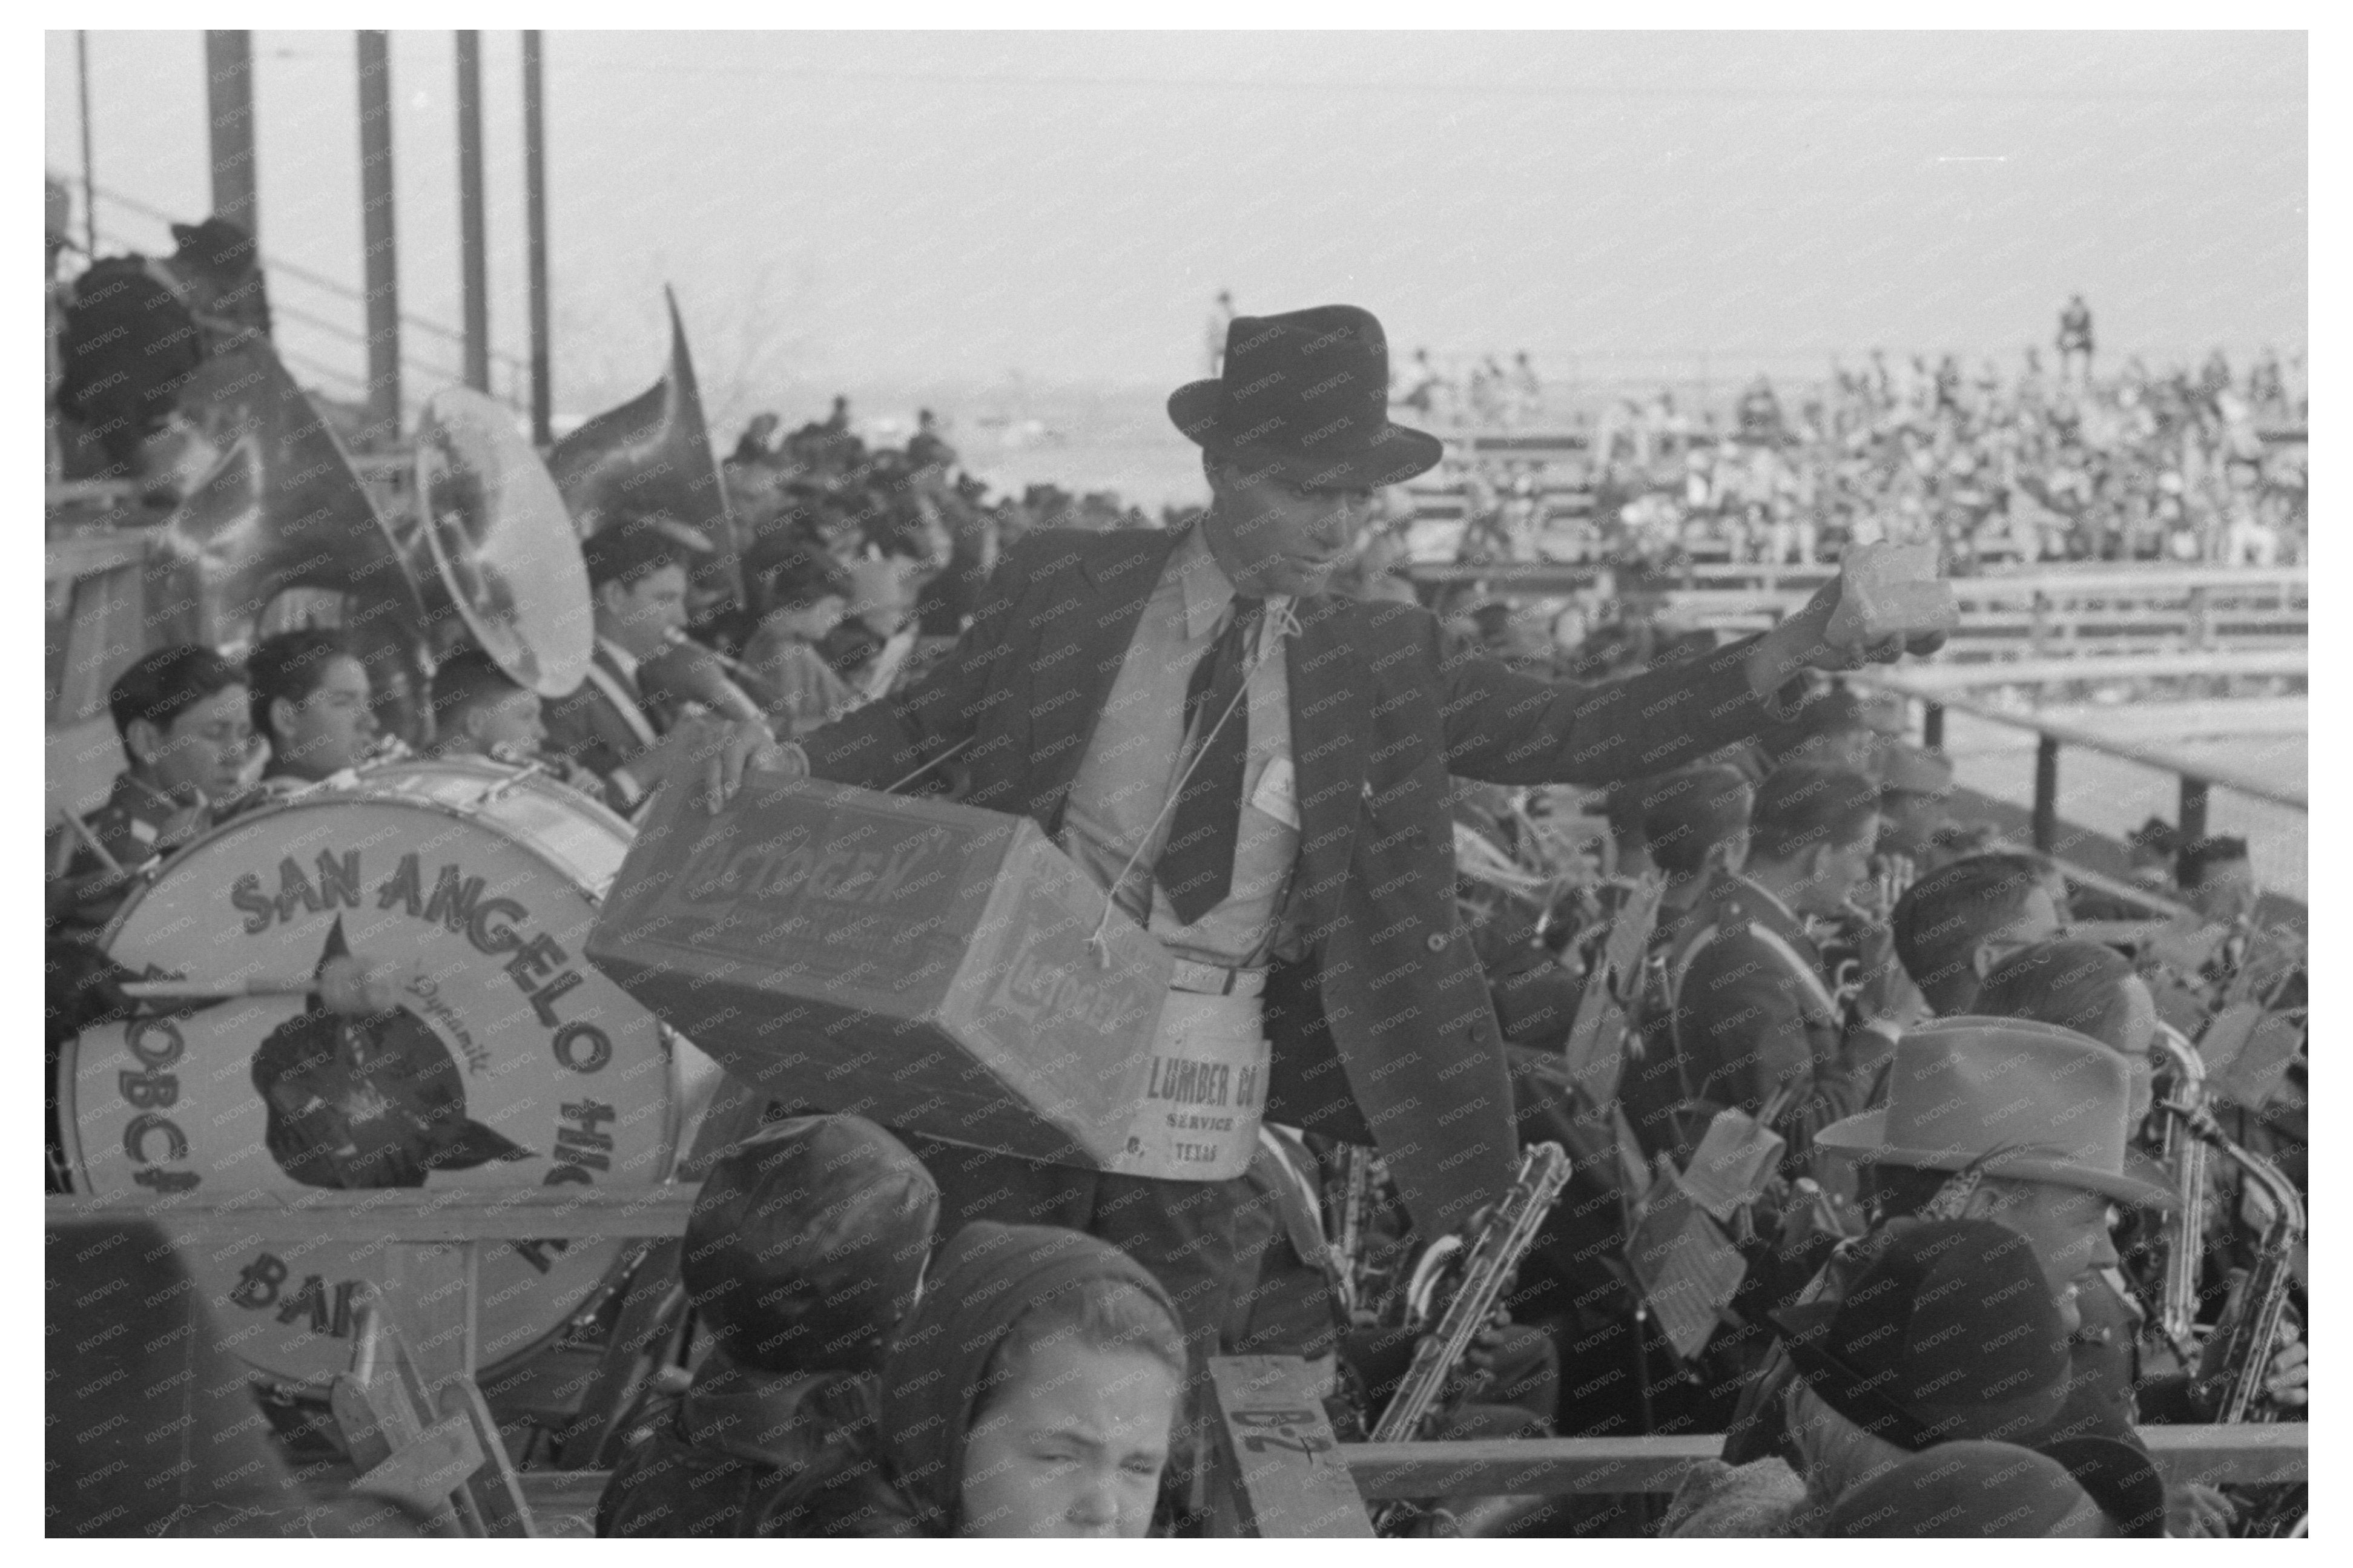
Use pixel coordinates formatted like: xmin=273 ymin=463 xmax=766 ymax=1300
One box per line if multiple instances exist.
xmin=582 ymin=658 xmax=661 ymax=753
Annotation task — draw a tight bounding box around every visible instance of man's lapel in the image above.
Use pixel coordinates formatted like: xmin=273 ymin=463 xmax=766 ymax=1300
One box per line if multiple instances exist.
xmin=1284 ymin=593 xmax=1367 ymax=937
xmin=1029 ymin=529 xmax=1181 ymax=825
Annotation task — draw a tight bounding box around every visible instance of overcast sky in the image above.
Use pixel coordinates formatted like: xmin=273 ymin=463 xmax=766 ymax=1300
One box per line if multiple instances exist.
xmin=47 ymin=29 xmax=2306 ymax=420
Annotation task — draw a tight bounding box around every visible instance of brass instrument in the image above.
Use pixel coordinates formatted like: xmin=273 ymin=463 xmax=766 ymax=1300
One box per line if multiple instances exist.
xmin=1325 ymin=1143 xmax=1391 ymax=1323
xmin=2150 ymin=1023 xmax=2211 ymax=1364
xmin=547 ymin=286 xmax=742 ymax=605
xmin=148 ymin=338 xmax=432 ymax=740
xmin=1370 ymin=1141 xmax=1571 ymax=1446
xmin=642 ymin=628 xmax=777 ymax=728
xmin=2181 ymin=1101 xmax=2304 ymax=1425
xmin=411 ymin=387 xmax=595 ymax=700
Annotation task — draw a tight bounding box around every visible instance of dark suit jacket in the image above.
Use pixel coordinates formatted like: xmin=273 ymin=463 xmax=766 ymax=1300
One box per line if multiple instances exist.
xmin=544 ymin=645 xmax=664 ymax=807
xmin=1659 ymin=874 xmax=1893 ymax=1174
xmin=799 ymin=527 xmax=1797 ymax=1235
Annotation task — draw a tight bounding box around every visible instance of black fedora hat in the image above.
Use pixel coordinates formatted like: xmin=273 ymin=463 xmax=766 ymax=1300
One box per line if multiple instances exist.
xmin=2037 ymin=1435 xmax=2167 ymax=1538
xmin=1773 ymin=1218 xmax=2069 ymax=1451
xmin=1169 ymin=304 xmax=1443 ymax=491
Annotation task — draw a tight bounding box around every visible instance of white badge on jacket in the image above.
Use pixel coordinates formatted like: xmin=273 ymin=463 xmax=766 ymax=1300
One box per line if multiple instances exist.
xmin=1249 ymin=755 xmax=1302 ymax=830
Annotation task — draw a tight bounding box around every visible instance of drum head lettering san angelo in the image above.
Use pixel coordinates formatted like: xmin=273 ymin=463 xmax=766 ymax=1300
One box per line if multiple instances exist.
xmin=64 ymin=762 xmax=682 ymax=1385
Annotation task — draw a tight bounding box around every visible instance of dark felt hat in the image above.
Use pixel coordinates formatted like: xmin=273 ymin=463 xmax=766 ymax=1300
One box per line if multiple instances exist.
xmin=2039 ymin=1435 xmax=2167 ymax=1538
xmin=1824 ymin=1441 xmax=2098 ymax=1537
xmin=1774 ymin=1218 xmax=2069 ymax=1451
xmin=1813 ymin=1016 xmax=2175 ymax=1208
xmin=1169 ymin=304 xmax=1443 ymax=490
xmin=682 ymin=1115 xmax=939 ymax=1375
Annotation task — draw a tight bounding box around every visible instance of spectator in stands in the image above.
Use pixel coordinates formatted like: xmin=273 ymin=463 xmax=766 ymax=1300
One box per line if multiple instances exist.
xmin=1820 ymin=1443 xmax=2115 ymax=1537
xmin=1668 ymin=1219 xmax=2101 ymax=1537
xmin=248 ymin=628 xmax=378 ymax=783
xmin=734 ymin=412 xmax=782 ymax=466
xmin=1875 ymin=743 xmax=1956 ymax=863
xmin=2176 ymin=835 xmax=2259 ymax=925
xmin=599 ymin=1116 xmax=939 ymax=1537
xmin=1891 ymin=851 xmax=2066 ymax=1016
xmin=741 ymin=542 xmax=858 ymax=737
xmin=764 ymin=1222 xmax=1186 ymax=1538
xmin=1724 ymin=1020 xmax=2179 ymax=1487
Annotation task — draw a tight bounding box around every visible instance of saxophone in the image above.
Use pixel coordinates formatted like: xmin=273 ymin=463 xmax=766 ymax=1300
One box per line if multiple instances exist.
xmin=1326 ymin=1143 xmax=1387 ymax=1322
xmin=2150 ymin=1024 xmax=2212 ymax=1365
xmin=2183 ymin=1102 xmax=2305 ymax=1425
xmin=1370 ymin=1141 xmax=1571 ymax=1444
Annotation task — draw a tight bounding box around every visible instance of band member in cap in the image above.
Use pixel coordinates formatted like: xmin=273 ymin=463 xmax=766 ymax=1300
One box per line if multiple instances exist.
xmin=543 ymin=519 xmax=736 ymax=814
xmin=248 ymin=628 xmax=380 ymax=784
xmin=1637 ymin=763 xmax=1924 ymax=1169
xmin=426 ymin=645 xmax=617 ymax=803
xmin=1890 ymin=851 xmax=2066 ymax=1016
xmin=702 ymin=304 xmax=1942 ymax=1391
xmin=1874 ymin=741 xmax=1955 ymax=864
xmin=55 ymin=644 xmax=252 ymax=908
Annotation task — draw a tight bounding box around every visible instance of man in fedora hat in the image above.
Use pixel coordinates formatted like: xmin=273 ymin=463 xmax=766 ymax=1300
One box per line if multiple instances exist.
xmin=702 ymin=303 xmax=1944 ymax=1382
xmin=1723 ymin=1016 xmax=2175 ymax=1472
xmin=1672 ymin=1219 xmax=2163 ymax=1537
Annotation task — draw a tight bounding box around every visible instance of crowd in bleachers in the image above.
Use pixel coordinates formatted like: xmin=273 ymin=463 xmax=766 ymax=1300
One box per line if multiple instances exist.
xmin=1583 ymin=343 xmax=2307 ymax=573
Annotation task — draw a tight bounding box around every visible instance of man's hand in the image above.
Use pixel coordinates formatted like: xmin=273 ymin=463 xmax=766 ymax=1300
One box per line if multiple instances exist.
xmin=2196 ymin=1311 xmax=2307 ymax=1412
xmin=154 ymin=789 xmax=213 ymax=852
xmin=315 ymin=955 xmax=409 ymax=1016
xmin=1743 ymin=572 xmax=1947 ymax=697
xmin=1850 ymin=918 xmax=1929 ymax=1030
xmin=2167 ymin=1481 xmax=2237 ymax=1538
xmin=2262 ymin=1320 xmax=2308 ymax=1408
xmin=669 ymin=715 xmax=807 ymax=813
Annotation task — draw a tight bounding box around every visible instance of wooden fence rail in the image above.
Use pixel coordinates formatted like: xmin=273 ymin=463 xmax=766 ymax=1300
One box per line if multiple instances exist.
xmin=48 ymin=1204 xmax=2307 ymax=1536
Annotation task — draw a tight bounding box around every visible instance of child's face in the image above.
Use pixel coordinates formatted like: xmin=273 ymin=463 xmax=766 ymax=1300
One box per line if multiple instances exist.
xmin=957 ymin=1341 xmax=1178 ymax=1538
xmin=139 ymin=685 xmax=254 ymax=799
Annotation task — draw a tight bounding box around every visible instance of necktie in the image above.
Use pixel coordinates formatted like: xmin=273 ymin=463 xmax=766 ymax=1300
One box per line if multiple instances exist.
xmin=1156 ymin=596 xmax=1264 ymax=924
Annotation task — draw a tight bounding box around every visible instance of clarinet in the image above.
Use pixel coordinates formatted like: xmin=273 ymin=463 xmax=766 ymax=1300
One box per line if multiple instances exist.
xmin=1370 ymin=1142 xmax=1571 ymax=1446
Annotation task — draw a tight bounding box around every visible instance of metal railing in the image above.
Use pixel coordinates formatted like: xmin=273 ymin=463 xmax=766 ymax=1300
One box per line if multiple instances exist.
xmin=1857 ymin=669 xmax=2306 ymax=851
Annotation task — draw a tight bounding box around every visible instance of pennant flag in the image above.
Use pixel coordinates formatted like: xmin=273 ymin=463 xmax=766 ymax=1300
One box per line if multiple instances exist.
xmin=548 ymin=286 xmax=741 ymax=602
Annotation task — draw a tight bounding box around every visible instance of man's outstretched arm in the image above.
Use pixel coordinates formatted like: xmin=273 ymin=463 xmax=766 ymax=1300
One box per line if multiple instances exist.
xmin=1439 ymin=572 xmax=1942 ymax=786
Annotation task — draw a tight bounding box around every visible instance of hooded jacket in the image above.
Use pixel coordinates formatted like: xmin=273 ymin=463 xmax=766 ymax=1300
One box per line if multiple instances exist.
xmin=763 ymin=1222 xmax=1178 ymax=1537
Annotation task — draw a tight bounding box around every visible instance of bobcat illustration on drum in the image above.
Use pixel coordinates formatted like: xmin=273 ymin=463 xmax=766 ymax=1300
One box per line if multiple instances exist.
xmin=61 ymin=759 xmax=698 ymax=1385
xmin=251 ymin=917 xmax=534 ymax=1189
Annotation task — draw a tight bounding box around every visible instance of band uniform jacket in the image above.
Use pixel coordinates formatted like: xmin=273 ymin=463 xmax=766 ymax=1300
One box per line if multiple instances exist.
xmin=797 ymin=527 xmax=1800 ymax=1238
xmin=1646 ymin=873 xmax=1893 ymax=1174
xmin=543 ymin=644 xmax=667 ymax=811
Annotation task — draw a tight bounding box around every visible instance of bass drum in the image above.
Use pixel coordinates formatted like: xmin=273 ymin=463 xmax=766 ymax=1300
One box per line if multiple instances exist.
xmin=61 ymin=756 xmax=724 ymax=1386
